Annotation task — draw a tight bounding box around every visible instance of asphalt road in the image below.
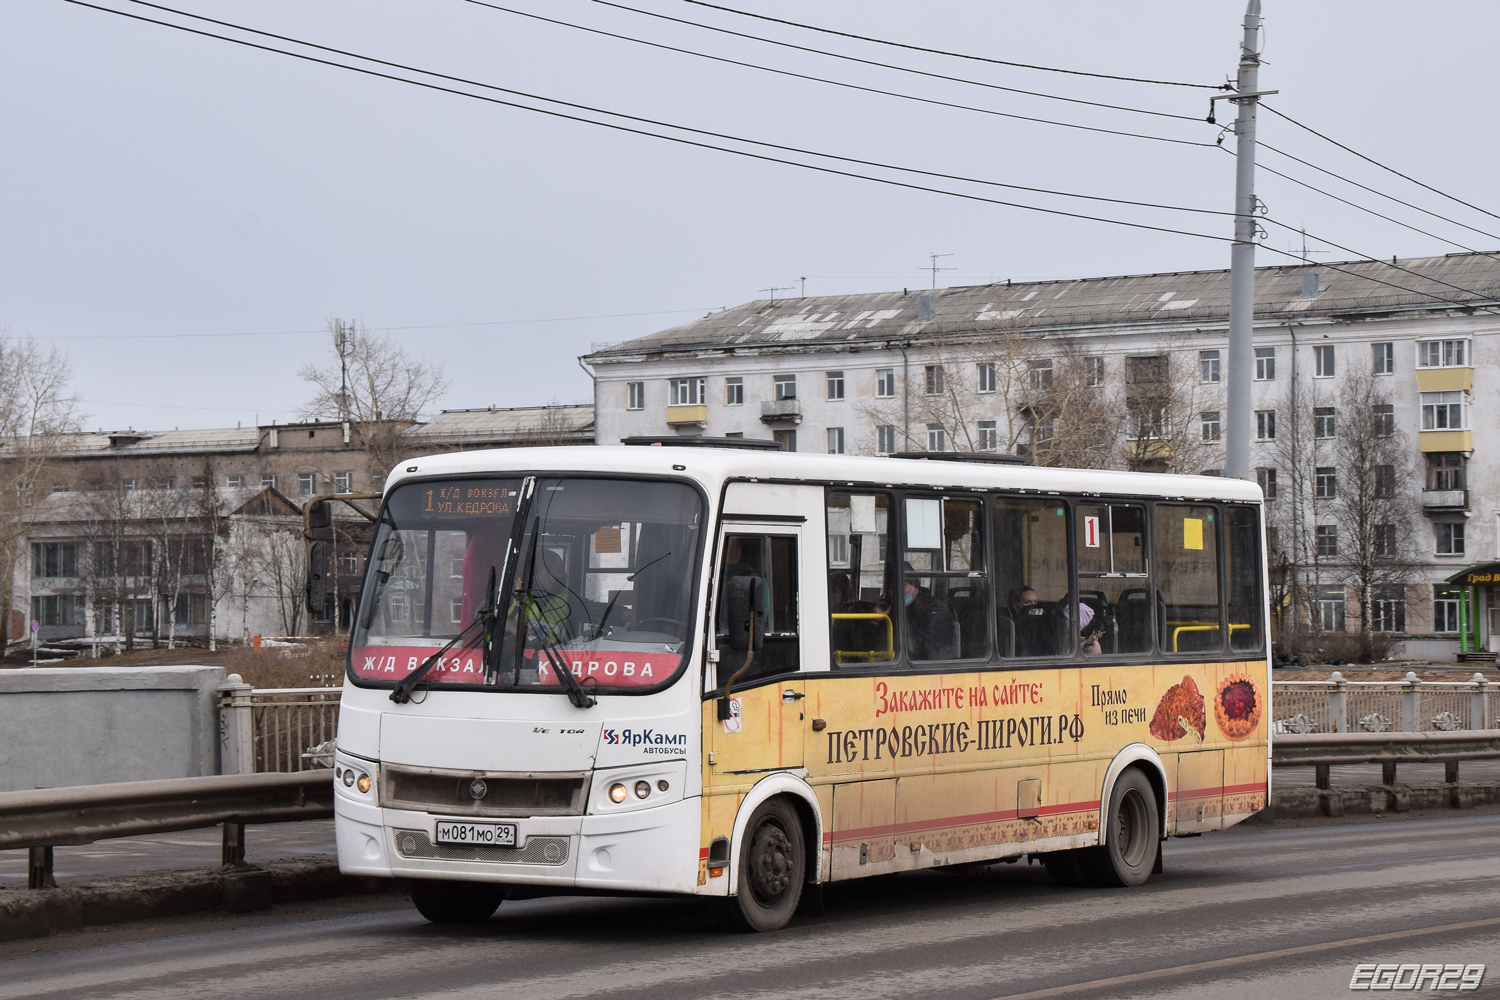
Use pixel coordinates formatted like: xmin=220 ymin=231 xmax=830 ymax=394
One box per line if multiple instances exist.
xmin=2 ymin=813 xmax=1498 ymax=1000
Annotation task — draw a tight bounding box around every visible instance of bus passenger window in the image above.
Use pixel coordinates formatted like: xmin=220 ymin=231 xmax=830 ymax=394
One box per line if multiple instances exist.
xmin=825 ymin=492 xmax=895 ymax=666
xmin=902 ymin=497 xmax=988 ymax=661
xmin=1075 ymin=504 xmax=1150 ymax=655
xmin=715 ymin=533 xmax=799 ymax=685
xmin=993 ymin=499 xmax=1070 ymax=658
xmin=1154 ymin=504 xmax=1224 ymax=654
xmin=1226 ymin=506 xmax=1264 ymax=654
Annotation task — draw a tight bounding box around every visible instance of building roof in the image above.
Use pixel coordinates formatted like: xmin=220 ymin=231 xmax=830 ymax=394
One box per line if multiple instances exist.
xmin=402 ymin=405 xmax=595 ymax=446
xmin=583 ymin=252 xmax=1500 ymax=360
xmin=0 ymin=427 xmax=262 ymax=461
xmin=24 ymin=486 xmax=299 ymax=525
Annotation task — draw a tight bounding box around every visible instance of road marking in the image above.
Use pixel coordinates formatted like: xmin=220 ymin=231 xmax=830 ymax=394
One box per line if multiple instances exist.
xmin=990 ymin=914 xmax=1500 ymax=999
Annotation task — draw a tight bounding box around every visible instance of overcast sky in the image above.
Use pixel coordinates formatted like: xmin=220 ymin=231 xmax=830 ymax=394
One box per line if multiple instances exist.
xmin=3 ymin=1 xmax=1496 ymax=432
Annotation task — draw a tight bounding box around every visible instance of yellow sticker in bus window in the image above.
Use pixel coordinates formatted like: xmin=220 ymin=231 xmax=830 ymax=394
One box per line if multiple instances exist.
xmin=1183 ymin=518 xmax=1204 ymax=550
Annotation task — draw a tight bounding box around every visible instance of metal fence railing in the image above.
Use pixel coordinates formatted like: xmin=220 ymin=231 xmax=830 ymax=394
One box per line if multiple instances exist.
xmin=1272 ymin=672 xmax=1493 ymax=735
xmin=220 ymin=676 xmax=341 ymax=774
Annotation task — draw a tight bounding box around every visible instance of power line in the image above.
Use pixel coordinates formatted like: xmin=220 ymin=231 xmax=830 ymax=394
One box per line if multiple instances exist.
xmin=88 ymin=1 xmax=1233 ymax=228
xmin=1260 ymin=141 xmax=1500 ymax=244
xmin=585 ymin=0 xmax=1207 ymax=123
xmin=461 ymin=0 xmax=1216 ymax=149
xmin=679 ymin=0 xmax=1227 ymax=90
xmin=1262 ymin=104 xmax=1500 ymax=224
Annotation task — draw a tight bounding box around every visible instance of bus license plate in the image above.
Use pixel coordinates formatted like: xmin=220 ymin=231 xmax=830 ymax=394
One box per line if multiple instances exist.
xmin=435 ymin=821 xmax=516 ymax=847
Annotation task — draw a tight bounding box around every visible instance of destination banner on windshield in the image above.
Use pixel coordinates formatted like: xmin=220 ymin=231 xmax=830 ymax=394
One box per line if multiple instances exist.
xmin=350 ymin=645 xmax=677 ymax=687
xmin=418 ymin=483 xmax=516 ymax=518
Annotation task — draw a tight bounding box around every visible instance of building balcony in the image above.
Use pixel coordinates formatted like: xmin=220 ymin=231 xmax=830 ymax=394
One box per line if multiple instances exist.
xmin=664 ymin=405 xmax=707 ymax=428
xmin=1422 ymin=489 xmax=1470 ymax=515
xmin=1415 ymin=367 xmax=1473 ymax=392
xmin=1419 ymin=429 xmax=1472 ymax=453
xmin=759 ymin=399 xmax=802 ymax=424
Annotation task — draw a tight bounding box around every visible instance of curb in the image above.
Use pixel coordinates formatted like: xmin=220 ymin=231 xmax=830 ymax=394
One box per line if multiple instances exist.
xmin=0 ymin=858 xmax=402 ymax=943
xmin=1250 ymin=781 xmax=1500 ymax=823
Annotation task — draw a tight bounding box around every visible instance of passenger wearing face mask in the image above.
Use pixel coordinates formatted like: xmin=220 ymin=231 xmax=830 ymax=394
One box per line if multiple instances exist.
xmin=902 ymin=562 xmax=959 ymax=661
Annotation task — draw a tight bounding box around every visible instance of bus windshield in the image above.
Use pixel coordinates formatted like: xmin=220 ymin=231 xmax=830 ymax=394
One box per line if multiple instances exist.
xmin=349 ymin=476 xmax=703 ymax=693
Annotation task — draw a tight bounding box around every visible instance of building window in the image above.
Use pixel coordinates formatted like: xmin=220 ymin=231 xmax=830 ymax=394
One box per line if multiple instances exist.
xmin=1314 ymin=406 xmax=1336 ymax=439
xmin=1375 ymin=523 xmax=1398 ymax=556
xmin=1314 ymin=344 xmax=1335 ymax=378
xmin=1200 ymin=350 xmax=1221 ymax=383
xmin=670 ymin=377 xmax=706 ymax=406
xmin=1315 ymin=524 xmax=1338 ymax=557
xmin=924 ymin=365 xmax=945 ymax=396
xmin=191 ymin=477 xmax=206 ymax=489
xmin=226 ymin=475 xmax=244 ymax=488
xmin=1315 ymin=466 xmax=1337 ymax=498
xmin=338 ymin=550 xmax=360 ymax=574
xmin=261 ymin=474 xmax=279 ymax=490
xmin=1372 ymin=342 xmax=1395 ymax=375
xmin=1256 ymin=468 xmax=1278 ymax=500
xmin=976 ymin=362 xmax=996 ymax=393
xmin=773 ymin=374 xmax=797 ymax=401
xmin=773 ymin=429 xmax=797 ymax=452
xmin=1085 ymin=356 xmax=1105 ymax=387
xmin=926 ymin=424 xmax=946 ymax=451
xmin=1420 ymin=391 xmax=1466 ymax=430
xmin=1374 ymin=464 xmax=1396 ymax=498
xmin=32 ymin=542 xmax=77 ymax=579
xmin=155 ymin=478 xmax=174 ymax=490
xmin=334 ymin=471 xmax=354 ymax=494
xmin=298 ymin=473 xmax=316 ymax=497
xmin=724 ymin=432 xmax=743 ymax=439
xmin=1418 ymin=339 xmax=1468 ymax=368
xmin=121 ymin=479 xmax=136 ymax=491
xmin=876 ymin=368 xmax=895 ymax=398
xmin=1316 ymin=585 xmax=1346 ymax=631
xmin=826 ymin=427 xmax=845 ymax=454
xmin=876 ymin=424 xmax=897 ymax=455
xmin=825 ymin=371 xmax=844 ymax=401
xmin=1127 ymin=406 xmax=1167 ymax=440
xmin=1372 ymin=403 xmax=1394 ymax=437
xmin=1433 ymin=587 xmax=1463 ymax=632
xmin=724 ymin=377 xmax=743 ymax=406
xmin=1427 ymin=453 xmax=1466 ymax=491
xmin=1436 ymin=522 xmax=1465 ymax=555
xmin=626 ymin=381 xmax=645 ymax=410
xmin=1200 ymin=411 xmax=1221 ymax=442
xmin=1128 ymin=356 xmax=1163 ymax=383
xmin=1027 ymin=359 xmax=1053 ymax=390
xmin=1254 ymin=347 xmax=1276 ymax=381
xmin=30 ymin=594 xmax=79 ymax=628
xmin=1371 ymin=586 xmax=1406 ymax=633
xmin=1256 ymin=410 xmax=1276 ymax=440
xmin=977 ymin=420 xmax=998 ymax=451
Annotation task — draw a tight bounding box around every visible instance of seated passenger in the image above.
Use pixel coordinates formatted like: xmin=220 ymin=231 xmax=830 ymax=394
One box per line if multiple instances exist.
xmin=1006 ymin=586 xmax=1060 ymax=657
xmin=904 ymin=563 xmax=959 ymax=661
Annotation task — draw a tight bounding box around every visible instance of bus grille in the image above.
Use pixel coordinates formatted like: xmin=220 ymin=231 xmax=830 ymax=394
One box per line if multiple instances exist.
xmin=382 ymin=765 xmax=589 ymax=817
xmin=392 ymin=830 xmax=570 ymax=865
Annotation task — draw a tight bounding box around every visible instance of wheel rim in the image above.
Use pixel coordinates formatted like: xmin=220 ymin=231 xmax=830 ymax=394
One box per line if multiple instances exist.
xmin=1115 ymin=788 xmax=1150 ymax=868
xmin=747 ymin=820 xmax=794 ymax=905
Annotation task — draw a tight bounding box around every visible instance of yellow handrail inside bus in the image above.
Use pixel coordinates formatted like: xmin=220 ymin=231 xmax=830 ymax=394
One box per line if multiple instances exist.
xmin=831 ymin=612 xmax=894 ymax=663
xmin=1170 ymin=622 xmax=1251 ymax=652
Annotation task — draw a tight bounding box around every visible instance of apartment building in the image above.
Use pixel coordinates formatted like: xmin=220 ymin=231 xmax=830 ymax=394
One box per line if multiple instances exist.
xmin=582 ymin=253 xmax=1498 ymax=659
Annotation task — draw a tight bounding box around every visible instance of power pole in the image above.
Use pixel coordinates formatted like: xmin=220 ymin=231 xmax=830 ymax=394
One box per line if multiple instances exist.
xmin=1223 ymin=0 xmax=1266 ymax=481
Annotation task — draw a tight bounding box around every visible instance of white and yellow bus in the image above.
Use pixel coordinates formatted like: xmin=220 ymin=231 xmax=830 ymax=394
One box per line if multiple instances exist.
xmin=332 ymin=444 xmax=1269 ymax=931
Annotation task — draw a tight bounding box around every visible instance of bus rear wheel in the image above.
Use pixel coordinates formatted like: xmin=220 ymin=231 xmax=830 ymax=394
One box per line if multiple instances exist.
xmin=1080 ymin=768 xmax=1159 ymax=887
xmin=730 ymin=798 xmax=805 ymax=932
xmin=409 ymin=879 xmax=506 ymax=923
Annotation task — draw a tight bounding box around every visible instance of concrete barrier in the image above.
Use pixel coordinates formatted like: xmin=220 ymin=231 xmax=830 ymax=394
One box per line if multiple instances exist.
xmin=0 ymin=666 xmax=224 ymax=791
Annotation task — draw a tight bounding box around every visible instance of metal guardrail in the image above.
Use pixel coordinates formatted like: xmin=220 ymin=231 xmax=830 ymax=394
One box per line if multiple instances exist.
xmin=1273 ymin=729 xmax=1500 ymax=789
xmin=0 ymin=771 xmax=333 ymax=889
xmin=220 ymin=677 xmax=341 ymax=774
xmin=1271 ymin=671 xmax=1492 ymax=735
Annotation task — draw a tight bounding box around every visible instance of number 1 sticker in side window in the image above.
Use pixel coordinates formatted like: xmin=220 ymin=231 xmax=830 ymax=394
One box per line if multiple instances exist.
xmin=1084 ymin=515 xmax=1101 ymax=548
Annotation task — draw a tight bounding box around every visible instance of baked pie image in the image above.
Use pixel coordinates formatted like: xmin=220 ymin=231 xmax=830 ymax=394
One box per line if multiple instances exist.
xmin=1149 ymin=676 xmax=1206 ymax=742
xmin=1214 ymin=673 xmax=1263 ymax=740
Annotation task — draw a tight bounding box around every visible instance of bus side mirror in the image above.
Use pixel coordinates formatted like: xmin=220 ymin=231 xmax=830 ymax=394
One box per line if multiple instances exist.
xmin=307 ymin=540 xmax=329 ymax=614
xmin=725 ymin=575 xmax=765 ymax=652
xmin=307 ymin=499 xmax=333 ymax=540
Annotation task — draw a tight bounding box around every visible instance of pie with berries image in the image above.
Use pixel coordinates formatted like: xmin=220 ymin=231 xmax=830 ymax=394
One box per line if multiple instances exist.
xmin=1150 ymin=676 xmax=1206 ymax=742
xmin=1214 ymin=673 xmax=1263 ymax=740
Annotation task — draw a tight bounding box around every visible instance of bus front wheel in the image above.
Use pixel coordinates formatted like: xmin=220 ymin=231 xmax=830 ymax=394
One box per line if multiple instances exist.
xmin=730 ymin=798 xmax=805 ymax=932
xmin=1081 ymin=768 xmax=1159 ymax=887
xmin=410 ymin=879 xmax=506 ymax=923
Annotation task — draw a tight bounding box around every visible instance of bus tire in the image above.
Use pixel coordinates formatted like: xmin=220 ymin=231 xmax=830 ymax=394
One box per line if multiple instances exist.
xmin=409 ymin=879 xmax=505 ymax=923
xmin=1081 ymin=768 xmax=1159 ymax=888
xmin=731 ymin=798 xmax=805 ymax=932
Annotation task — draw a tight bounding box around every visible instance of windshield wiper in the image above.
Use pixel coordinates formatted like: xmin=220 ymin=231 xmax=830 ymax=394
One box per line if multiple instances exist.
xmin=390 ymin=568 xmax=495 ymax=704
xmin=593 ymin=550 xmax=673 ymax=638
xmin=523 ymin=602 xmax=595 ymax=709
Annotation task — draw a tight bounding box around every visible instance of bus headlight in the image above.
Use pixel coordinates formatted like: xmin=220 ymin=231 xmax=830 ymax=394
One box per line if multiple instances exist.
xmin=609 ymin=782 xmax=629 ymax=803
xmin=634 ymin=780 xmax=651 ymax=799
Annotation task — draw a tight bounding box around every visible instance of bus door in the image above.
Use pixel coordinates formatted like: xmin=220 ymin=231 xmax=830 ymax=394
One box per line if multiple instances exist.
xmin=709 ymin=514 xmax=814 ymax=778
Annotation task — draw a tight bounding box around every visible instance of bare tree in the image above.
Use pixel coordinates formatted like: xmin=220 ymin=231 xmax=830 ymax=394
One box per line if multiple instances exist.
xmin=262 ymin=525 xmax=308 ymax=636
xmin=0 ymin=333 xmax=81 ymax=649
xmin=299 ymin=321 xmax=450 ymax=483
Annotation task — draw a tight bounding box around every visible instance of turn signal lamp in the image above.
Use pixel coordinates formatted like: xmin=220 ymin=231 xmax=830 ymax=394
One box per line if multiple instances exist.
xmin=608 ymin=782 xmax=629 ymax=803
xmin=356 ymin=773 xmax=372 ymax=794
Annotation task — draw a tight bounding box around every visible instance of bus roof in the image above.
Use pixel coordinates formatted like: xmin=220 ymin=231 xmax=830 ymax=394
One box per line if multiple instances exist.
xmin=385 ymin=445 xmax=1264 ymax=504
